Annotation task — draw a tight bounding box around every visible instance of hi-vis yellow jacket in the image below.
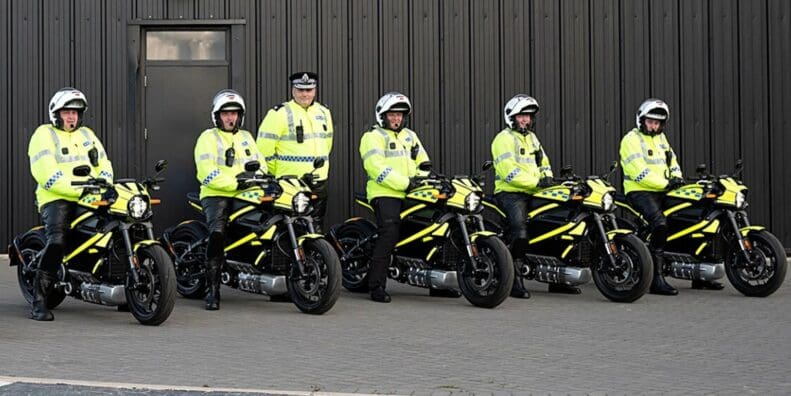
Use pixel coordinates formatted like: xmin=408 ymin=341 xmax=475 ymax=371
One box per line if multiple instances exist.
xmin=256 ymin=100 xmax=333 ymax=181
xmin=28 ymin=124 xmax=114 ymax=211
xmin=359 ymin=126 xmax=430 ymax=200
xmin=491 ymin=128 xmax=552 ymax=194
xmin=619 ymin=128 xmax=682 ymax=194
xmin=195 ymin=128 xmax=264 ymax=200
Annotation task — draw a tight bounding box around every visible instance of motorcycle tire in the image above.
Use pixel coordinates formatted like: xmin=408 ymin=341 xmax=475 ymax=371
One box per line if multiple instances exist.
xmin=169 ymin=222 xmax=208 ymax=299
xmin=458 ymin=236 xmax=513 ymax=308
xmin=334 ymin=220 xmax=377 ymax=293
xmin=592 ymin=234 xmax=652 ymax=303
xmin=287 ymin=239 xmax=341 ymax=315
xmin=15 ymin=231 xmax=67 ymax=310
xmin=725 ymin=230 xmax=787 ymax=297
xmin=125 ymin=244 xmax=177 ymax=326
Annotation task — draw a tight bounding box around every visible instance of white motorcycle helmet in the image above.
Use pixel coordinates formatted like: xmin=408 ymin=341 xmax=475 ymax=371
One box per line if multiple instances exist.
xmin=503 ymin=94 xmax=539 ymax=133
xmin=212 ymin=89 xmax=246 ymax=131
xmin=49 ymin=87 xmax=88 ymax=129
xmin=375 ymin=92 xmax=412 ymax=131
xmin=635 ymin=98 xmax=670 ymax=134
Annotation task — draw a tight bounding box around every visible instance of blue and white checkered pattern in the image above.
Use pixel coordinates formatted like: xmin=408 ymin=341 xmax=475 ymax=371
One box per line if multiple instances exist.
xmin=202 ymin=169 xmax=221 ymax=185
xmin=504 ymin=168 xmax=521 ymax=183
xmin=634 ymin=168 xmax=650 ymax=182
xmin=44 ymin=171 xmax=64 ymax=190
xmin=376 ymin=167 xmax=393 ymax=184
xmin=268 ymin=154 xmax=328 ymax=163
xmin=99 ymin=170 xmax=113 ymax=179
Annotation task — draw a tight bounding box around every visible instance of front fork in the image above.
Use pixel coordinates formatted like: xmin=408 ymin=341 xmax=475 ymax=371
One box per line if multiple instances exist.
xmin=725 ymin=211 xmax=752 ymax=262
xmin=456 ymin=214 xmax=478 ymax=259
xmin=285 ymin=216 xmax=307 ymax=275
xmin=119 ymin=222 xmax=155 ymax=284
xmin=592 ymin=213 xmax=618 ymax=269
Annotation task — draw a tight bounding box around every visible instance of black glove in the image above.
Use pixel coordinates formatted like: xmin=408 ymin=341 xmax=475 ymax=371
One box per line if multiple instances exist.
xmin=667 ymin=177 xmax=685 ymax=191
xmin=407 ymin=177 xmax=422 ymax=192
xmin=537 ymin=176 xmax=554 ymax=189
xmin=101 ymin=188 xmax=118 ymax=203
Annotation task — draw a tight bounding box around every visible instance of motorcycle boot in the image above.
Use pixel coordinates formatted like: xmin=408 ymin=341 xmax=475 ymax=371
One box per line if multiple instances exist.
xmin=691 ymin=279 xmax=725 ymax=290
xmin=30 ymin=270 xmax=56 ymax=321
xmin=649 ymin=252 xmax=678 ymax=295
xmin=204 ymin=257 xmax=222 ymax=310
xmin=510 ymin=266 xmax=531 ymax=299
xmin=370 ymin=287 xmax=391 ymax=303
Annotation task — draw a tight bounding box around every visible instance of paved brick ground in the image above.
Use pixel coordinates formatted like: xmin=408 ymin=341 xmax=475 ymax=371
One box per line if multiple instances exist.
xmin=1 ymin=256 xmax=790 ymax=395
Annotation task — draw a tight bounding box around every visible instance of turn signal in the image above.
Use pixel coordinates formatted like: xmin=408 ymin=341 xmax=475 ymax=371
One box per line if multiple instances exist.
xmin=92 ymin=200 xmax=109 ymax=206
xmin=704 ymin=193 xmax=718 ymax=199
xmin=571 ymin=195 xmax=584 ymax=201
xmin=260 ymin=196 xmax=274 ymax=202
xmin=434 ymin=193 xmax=447 ymax=199
xmin=150 ymin=199 xmax=161 ymax=205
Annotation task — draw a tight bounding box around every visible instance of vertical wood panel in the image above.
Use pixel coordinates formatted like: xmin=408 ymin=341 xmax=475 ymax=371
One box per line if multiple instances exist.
xmin=679 ymin=0 xmax=710 ymax=172
xmin=470 ymin=0 xmax=500 ymax=173
xmin=532 ymin=0 xmax=561 ymax=166
xmin=135 ymin=0 xmax=165 ymax=19
xmin=560 ymin=0 xmax=590 ymax=173
xmin=290 ymin=0 xmax=319 ymax=74
xmin=11 ymin=0 xmax=43 ymax=233
xmin=738 ymin=0 xmax=771 ymax=226
xmin=709 ymin=0 xmax=740 ymax=174
xmin=591 ymin=0 xmax=621 ymax=175
xmin=75 ymin=0 xmax=104 ymax=145
xmin=257 ymin=1 xmax=287 ymax=112
xmin=229 ymin=1 xmax=257 ymax=124
xmin=649 ymin=0 xmax=681 ymax=152
xmin=349 ymin=0 xmax=378 ymax=215
xmin=0 ymin=0 xmax=9 ymax=244
xmin=768 ymin=0 xmax=791 ymax=244
xmin=166 ymin=0 xmax=194 ymax=19
xmin=501 ymin=0 xmax=532 ymax=96
xmin=410 ymin=0 xmax=441 ymax=166
xmin=197 ymin=0 xmax=226 ymax=19
xmin=320 ymin=0 xmax=351 ymax=227
xmin=380 ymin=0 xmax=409 ymax=92
xmin=440 ymin=0 xmax=471 ymax=176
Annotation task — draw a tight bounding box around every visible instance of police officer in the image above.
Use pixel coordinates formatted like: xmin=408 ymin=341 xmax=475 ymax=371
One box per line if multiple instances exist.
xmin=620 ymin=98 xmax=721 ymax=295
xmin=195 ymin=89 xmax=264 ymax=310
xmin=27 ymin=87 xmax=114 ymax=320
xmin=359 ymin=92 xmax=431 ymax=302
xmin=492 ymin=95 xmax=581 ymax=297
xmin=257 ymin=72 xmax=334 ymax=231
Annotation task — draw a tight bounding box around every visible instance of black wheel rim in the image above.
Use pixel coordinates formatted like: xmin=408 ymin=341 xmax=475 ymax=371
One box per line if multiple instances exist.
xmin=597 ymin=240 xmax=641 ymax=292
xmin=463 ymin=244 xmax=499 ymax=296
xmin=128 ymin=253 xmax=162 ymax=316
xmin=172 ymin=240 xmax=204 ymax=291
xmin=338 ymin=233 xmax=371 ymax=287
xmin=729 ymin=237 xmax=776 ymax=287
xmin=290 ymin=247 xmax=329 ymax=304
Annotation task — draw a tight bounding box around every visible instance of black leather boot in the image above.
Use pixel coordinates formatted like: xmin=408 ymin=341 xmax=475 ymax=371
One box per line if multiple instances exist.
xmin=30 ymin=270 xmax=55 ymax=321
xmin=649 ymin=254 xmax=678 ymax=295
xmin=510 ymin=275 xmax=531 ymax=299
xmin=205 ymin=258 xmax=221 ymax=310
xmin=548 ymin=283 xmax=581 ymax=294
xmin=370 ymin=287 xmax=391 ymax=303
xmin=691 ymin=279 xmax=725 ymax=290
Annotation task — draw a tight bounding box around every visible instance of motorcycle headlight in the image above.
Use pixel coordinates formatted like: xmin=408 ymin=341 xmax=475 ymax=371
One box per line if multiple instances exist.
xmin=128 ymin=195 xmax=149 ymax=219
xmin=735 ymin=191 xmax=746 ymax=209
xmin=465 ymin=192 xmax=481 ymax=212
xmin=292 ymin=192 xmax=311 ymax=214
xmin=602 ymin=192 xmax=614 ymax=211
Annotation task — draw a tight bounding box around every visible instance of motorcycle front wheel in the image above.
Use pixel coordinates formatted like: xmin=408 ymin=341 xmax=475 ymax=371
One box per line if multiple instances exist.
xmin=458 ymin=236 xmax=513 ymax=308
xmin=125 ymin=244 xmax=177 ymax=325
xmin=287 ymin=239 xmax=342 ymax=315
xmin=725 ymin=230 xmax=787 ymax=297
xmin=592 ymin=234 xmax=652 ymax=303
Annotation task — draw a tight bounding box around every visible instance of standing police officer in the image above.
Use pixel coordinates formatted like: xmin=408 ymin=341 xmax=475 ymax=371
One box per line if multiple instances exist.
xmin=194 ymin=89 xmax=264 ymax=310
xmin=27 ymin=87 xmax=114 ymax=320
xmin=257 ymin=72 xmax=334 ymax=231
xmin=359 ymin=92 xmax=431 ymax=302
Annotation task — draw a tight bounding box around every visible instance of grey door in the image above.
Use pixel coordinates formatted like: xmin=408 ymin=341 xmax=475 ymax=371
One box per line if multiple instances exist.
xmin=143 ymin=30 xmax=229 ymax=231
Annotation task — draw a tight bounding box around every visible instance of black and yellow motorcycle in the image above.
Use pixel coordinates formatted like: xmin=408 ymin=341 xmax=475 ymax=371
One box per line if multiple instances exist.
xmin=162 ymin=160 xmax=341 ymax=315
xmin=8 ymin=161 xmax=177 ymax=325
xmin=328 ymin=162 xmax=514 ymax=308
xmin=615 ymin=159 xmax=786 ymax=297
xmin=483 ymin=163 xmax=653 ymax=303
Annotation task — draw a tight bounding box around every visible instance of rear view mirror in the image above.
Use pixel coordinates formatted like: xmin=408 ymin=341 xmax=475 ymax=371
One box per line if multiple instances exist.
xmin=73 ymin=165 xmax=91 ymax=177
xmin=418 ymin=161 xmax=433 ymax=172
xmin=312 ymin=157 xmax=325 ymax=170
xmin=696 ymin=163 xmax=707 ymax=175
xmin=481 ymin=160 xmax=493 ymax=171
xmin=560 ymin=165 xmax=573 ymax=178
xmin=155 ymin=159 xmax=168 ymax=173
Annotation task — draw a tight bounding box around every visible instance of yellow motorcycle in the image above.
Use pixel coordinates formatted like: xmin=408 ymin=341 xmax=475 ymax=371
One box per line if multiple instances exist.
xmin=8 ymin=161 xmax=177 ymax=325
xmin=483 ymin=163 xmax=652 ymax=302
xmin=615 ymin=159 xmax=786 ymax=297
xmin=162 ymin=160 xmax=341 ymax=314
xmin=329 ymin=162 xmax=514 ymax=308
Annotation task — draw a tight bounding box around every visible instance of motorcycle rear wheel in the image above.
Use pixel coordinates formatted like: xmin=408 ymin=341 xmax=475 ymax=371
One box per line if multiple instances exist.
xmin=16 ymin=231 xmax=67 ymax=310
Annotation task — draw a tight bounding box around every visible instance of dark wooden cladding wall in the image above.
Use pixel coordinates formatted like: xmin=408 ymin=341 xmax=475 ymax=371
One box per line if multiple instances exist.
xmin=3 ymin=0 xmax=791 ymax=250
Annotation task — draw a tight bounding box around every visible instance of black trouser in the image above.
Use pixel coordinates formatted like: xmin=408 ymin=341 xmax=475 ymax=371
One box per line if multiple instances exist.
xmin=369 ymin=197 xmax=403 ymax=291
xmin=201 ymin=197 xmax=232 ymax=262
xmin=39 ymin=200 xmax=76 ymax=274
xmin=494 ymin=192 xmax=531 ymax=257
xmin=311 ymin=180 xmax=329 ymax=232
xmin=626 ymin=191 xmax=667 ymax=254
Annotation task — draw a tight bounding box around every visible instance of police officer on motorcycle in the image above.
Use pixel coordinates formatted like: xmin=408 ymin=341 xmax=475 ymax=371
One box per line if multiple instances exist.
xmin=256 ymin=72 xmax=334 ymax=232
xmin=27 ymin=87 xmax=115 ymax=320
xmin=358 ymin=92 xmax=439 ymax=303
xmin=619 ymin=99 xmax=725 ymax=295
xmin=492 ymin=95 xmax=582 ymax=297
xmin=194 ymin=89 xmax=265 ymax=310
